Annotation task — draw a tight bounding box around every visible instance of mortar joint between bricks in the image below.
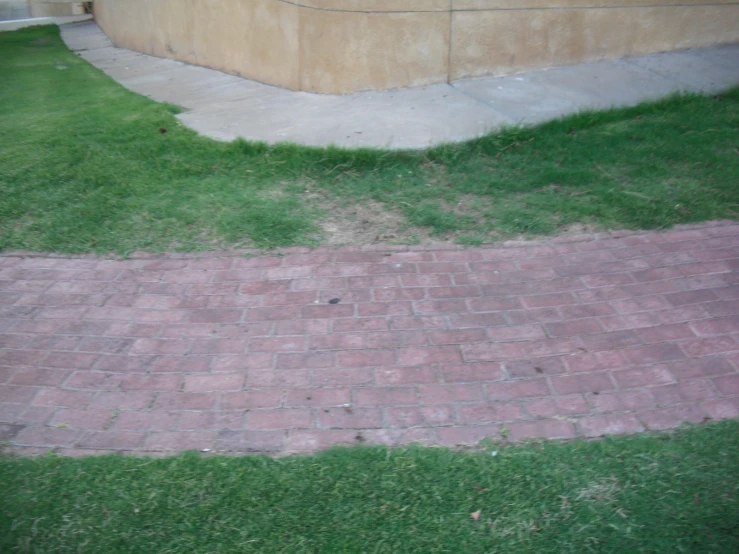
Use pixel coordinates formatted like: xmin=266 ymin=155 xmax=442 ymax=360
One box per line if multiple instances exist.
xmin=104 ymin=409 xmax=120 ymax=431
xmin=310 ymin=408 xmax=320 ymax=429
xmin=421 ymin=286 xmax=431 ymax=302
xmin=143 ymin=356 xmax=156 ymax=376
xmin=379 ymin=406 xmax=390 ymax=429
xmin=633 ymin=411 xmax=653 ymax=432
xmin=278 ymin=389 xmax=286 ymax=409
xmin=570 ymin=418 xmax=586 ymax=438
xmin=583 ymin=391 xmax=601 ymax=412
xmin=58 ymin=371 xmax=76 ymax=389
xmin=519 ymin=401 xmax=539 ymax=421
xmin=185 ymin=339 xmax=195 ymax=357
xmin=501 ymin=309 xmax=515 ymax=326
xmin=391 ymin=348 xmax=400 ymax=367
xmin=442 ymin=313 xmax=453 ymax=331
xmin=147 ymin=392 xmax=159 ymax=410
xmin=449 ymin=403 xmax=462 ymax=425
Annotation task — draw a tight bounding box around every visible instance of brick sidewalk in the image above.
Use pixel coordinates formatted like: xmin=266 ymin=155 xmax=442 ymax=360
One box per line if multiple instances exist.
xmin=1 ymin=223 xmax=738 ymax=456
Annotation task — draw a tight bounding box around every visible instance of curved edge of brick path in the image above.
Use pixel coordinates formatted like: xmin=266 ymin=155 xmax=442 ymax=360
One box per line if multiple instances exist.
xmin=1 ymin=221 xmax=738 ymax=458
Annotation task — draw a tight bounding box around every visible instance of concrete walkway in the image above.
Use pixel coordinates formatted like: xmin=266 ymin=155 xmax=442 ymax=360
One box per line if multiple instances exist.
xmin=1 ymin=223 xmax=738 ymax=457
xmin=60 ymin=21 xmax=739 ymax=149
xmin=0 ymin=14 xmax=91 ymax=32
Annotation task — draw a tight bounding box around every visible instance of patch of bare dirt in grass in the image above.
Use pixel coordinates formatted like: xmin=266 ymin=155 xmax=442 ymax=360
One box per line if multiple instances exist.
xmin=315 ymin=198 xmax=434 ymax=246
xmin=555 ymin=222 xmax=600 ymax=236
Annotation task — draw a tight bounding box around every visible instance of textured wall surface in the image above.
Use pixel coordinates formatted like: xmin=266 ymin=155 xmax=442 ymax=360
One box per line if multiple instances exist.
xmin=0 ymin=1 xmax=31 ymax=22
xmin=94 ymin=0 xmax=739 ymax=94
xmin=30 ymin=1 xmax=84 ymax=18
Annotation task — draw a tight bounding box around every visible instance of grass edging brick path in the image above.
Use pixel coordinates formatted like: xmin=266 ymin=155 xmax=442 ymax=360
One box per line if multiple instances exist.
xmin=1 ymin=421 xmax=739 ymax=552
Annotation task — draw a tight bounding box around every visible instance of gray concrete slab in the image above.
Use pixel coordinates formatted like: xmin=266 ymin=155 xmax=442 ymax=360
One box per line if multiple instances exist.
xmin=76 ymin=47 xmax=146 ymax=70
xmin=453 ymin=71 xmax=603 ymax=126
xmin=523 ymin=59 xmax=683 ymax=110
xmin=178 ymin=84 xmax=511 ymax=149
xmin=0 ymin=14 xmax=90 ymax=32
xmin=452 ymin=55 xmax=732 ymax=126
xmin=623 ymin=49 xmax=739 ymax=94
xmin=59 ymin=21 xmax=739 ymax=149
xmin=691 ymin=43 xmax=739 ymax=70
xmin=63 ymin=30 xmax=113 ymax=51
xmin=129 ymin=76 xmax=263 ymax=109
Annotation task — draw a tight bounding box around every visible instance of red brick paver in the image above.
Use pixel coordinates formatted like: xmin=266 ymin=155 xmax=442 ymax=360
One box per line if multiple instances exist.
xmin=1 ymin=222 xmax=738 ymax=456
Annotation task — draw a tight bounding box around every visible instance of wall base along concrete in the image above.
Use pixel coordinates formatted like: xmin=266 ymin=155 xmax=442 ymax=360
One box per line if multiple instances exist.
xmin=93 ymin=0 xmax=739 ymax=94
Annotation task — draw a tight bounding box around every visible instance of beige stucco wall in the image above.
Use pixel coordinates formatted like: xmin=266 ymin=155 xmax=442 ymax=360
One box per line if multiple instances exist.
xmin=94 ymin=0 xmax=739 ymax=94
xmin=94 ymin=0 xmax=300 ymax=89
xmin=30 ymin=1 xmax=84 ymax=17
xmin=452 ymin=0 xmax=739 ymax=80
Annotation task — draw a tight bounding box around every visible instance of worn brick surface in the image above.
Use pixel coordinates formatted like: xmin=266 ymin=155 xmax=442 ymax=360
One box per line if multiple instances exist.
xmin=2 ymin=223 xmax=738 ymax=455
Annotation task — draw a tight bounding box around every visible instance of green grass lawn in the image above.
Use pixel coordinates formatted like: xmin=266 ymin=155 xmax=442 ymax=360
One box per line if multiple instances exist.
xmin=1 ymin=421 xmax=738 ymax=553
xmin=1 ymin=25 xmax=738 ymax=254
